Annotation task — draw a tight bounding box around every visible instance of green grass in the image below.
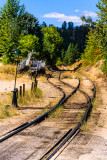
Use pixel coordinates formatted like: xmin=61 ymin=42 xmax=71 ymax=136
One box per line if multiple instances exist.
xmin=49 ymin=105 xmax=64 ymax=118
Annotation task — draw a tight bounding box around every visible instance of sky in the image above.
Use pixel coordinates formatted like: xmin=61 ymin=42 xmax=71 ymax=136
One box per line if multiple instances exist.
xmin=0 ymin=0 xmax=99 ymax=27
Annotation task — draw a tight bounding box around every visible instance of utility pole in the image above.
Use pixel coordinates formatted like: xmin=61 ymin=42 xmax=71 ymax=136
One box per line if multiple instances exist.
xmin=12 ymin=50 xmax=21 ymax=107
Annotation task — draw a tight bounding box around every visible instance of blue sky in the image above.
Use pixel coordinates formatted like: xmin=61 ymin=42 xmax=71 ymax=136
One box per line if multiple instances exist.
xmin=0 ymin=0 xmax=99 ymax=27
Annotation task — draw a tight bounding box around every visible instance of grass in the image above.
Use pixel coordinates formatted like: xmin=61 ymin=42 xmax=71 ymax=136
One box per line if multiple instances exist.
xmin=49 ymin=105 xmax=64 ymax=118
xmin=92 ymin=97 xmax=103 ymax=109
xmin=98 ymin=124 xmax=104 ymax=128
xmin=80 ymin=121 xmax=90 ymax=132
xmin=0 ymin=64 xmax=17 ymax=80
xmin=0 ymin=97 xmax=18 ymax=119
xmin=78 ymin=111 xmax=85 ymax=119
xmin=62 ymin=72 xmax=73 ymax=79
xmin=0 ymin=64 xmax=16 ymax=75
xmin=18 ymin=88 xmax=42 ymax=106
xmin=0 ymin=64 xmax=25 ymax=80
xmin=0 ymin=87 xmax=42 ymax=119
xmin=41 ymin=103 xmax=53 ymax=115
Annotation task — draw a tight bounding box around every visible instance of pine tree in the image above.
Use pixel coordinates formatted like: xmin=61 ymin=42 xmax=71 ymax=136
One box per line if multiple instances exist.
xmin=64 ymin=43 xmax=79 ymax=65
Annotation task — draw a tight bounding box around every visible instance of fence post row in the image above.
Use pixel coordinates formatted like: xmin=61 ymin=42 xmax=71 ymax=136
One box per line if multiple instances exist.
xmin=19 ymin=84 xmax=25 ymax=97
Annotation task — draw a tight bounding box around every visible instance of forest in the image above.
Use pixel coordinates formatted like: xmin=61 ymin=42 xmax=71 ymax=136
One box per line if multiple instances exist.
xmin=0 ymin=0 xmax=107 ymax=74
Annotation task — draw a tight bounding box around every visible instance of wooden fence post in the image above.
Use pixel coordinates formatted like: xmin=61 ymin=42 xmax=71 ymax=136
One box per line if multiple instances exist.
xmin=19 ymin=86 xmax=22 ymax=98
xmin=23 ymin=84 xmax=25 ymax=97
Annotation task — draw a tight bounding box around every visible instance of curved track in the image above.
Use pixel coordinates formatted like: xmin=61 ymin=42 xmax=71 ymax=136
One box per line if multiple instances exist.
xmin=0 ymin=69 xmax=95 ymax=160
xmin=40 ymin=70 xmax=96 ymax=160
xmin=0 ymin=71 xmax=79 ymax=143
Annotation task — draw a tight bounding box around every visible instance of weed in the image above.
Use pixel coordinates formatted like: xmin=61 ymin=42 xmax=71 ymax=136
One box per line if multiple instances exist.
xmin=0 ymin=65 xmax=16 ymax=75
xmin=0 ymin=87 xmax=42 ymax=119
xmin=62 ymin=72 xmax=73 ymax=79
xmin=78 ymin=108 xmax=86 ymax=118
xmin=80 ymin=121 xmax=90 ymax=131
xmin=98 ymin=124 xmax=104 ymax=128
xmin=18 ymin=88 xmax=42 ymax=106
xmin=0 ymin=104 xmax=18 ymax=119
xmin=49 ymin=105 xmax=64 ymax=118
xmin=42 ymin=108 xmax=49 ymax=114
xmin=92 ymin=97 xmax=103 ymax=109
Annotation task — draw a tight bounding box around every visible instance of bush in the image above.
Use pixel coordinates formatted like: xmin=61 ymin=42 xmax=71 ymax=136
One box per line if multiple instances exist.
xmin=82 ymin=29 xmax=103 ymax=66
xmin=18 ymin=34 xmax=40 ymax=57
xmin=102 ymin=55 xmax=107 ymax=74
xmin=64 ymin=43 xmax=80 ymax=65
xmin=56 ymin=57 xmax=63 ymax=66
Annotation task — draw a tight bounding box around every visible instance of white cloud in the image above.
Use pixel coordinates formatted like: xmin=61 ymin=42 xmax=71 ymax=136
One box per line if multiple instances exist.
xmin=42 ymin=12 xmax=82 ymax=23
xmin=82 ymin=10 xmax=97 ymax=18
xmin=74 ymin=9 xmax=79 ymax=12
xmin=43 ymin=12 xmax=65 ymax=18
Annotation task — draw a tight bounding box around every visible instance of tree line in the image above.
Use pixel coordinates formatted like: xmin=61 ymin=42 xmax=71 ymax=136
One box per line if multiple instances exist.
xmin=81 ymin=0 xmax=107 ymax=74
xmin=0 ymin=0 xmax=89 ymax=66
xmin=0 ymin=0 xmax=106 ymax=74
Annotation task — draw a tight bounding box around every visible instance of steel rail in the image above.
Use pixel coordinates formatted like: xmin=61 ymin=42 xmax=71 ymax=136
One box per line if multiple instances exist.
xmin=40 ymin=71 xmax=95 ymax=160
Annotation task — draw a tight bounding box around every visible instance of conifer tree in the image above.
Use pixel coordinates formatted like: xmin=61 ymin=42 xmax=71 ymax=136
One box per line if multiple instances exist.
xmin=64 ymin=43 xmax=79 ymax=65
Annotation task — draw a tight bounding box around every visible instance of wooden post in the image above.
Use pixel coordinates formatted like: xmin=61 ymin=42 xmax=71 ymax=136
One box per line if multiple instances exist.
xmin=23 ymin=84 xmax=25 ymax=97
xmin=31 ymin=82 xmax=34 ymax=91
xmin=31 ymin=71 xmax=32 ymax=80
xmin=20 ymin=86 xmax=22 ymax=98
xmin=34 ymin=81 xmax=37 ymax=91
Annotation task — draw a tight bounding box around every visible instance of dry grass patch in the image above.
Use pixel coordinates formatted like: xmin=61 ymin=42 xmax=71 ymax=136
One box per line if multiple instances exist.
xmin=49 ymin=105 xmax=64 ymax=118
xmin=80 ymin=121 xmax=91 ymax=132
xmin=0 ymin=87 xmax=42 ymax=119
xmin=0 ymin=64 xmax=16 ymax=75
xmin=0 ymin=64 xmax=16 ymax=80
xmin=18 ymin=88 xmax=42 ymax=107
xmin=0 ymin=97 xmax=19 ymax=119
xmin=92 ymin=97 xmax=103 ymax=109
xmin=38 ymin=75 xmax=46 ymax=82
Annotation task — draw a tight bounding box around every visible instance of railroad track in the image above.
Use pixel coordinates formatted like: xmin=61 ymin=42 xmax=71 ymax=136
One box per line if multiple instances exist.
xmin=0 ymin=70 xmax=79 ymax=143
xmin=0 ymin=69 xmax=95 ymax=160
xmin=40 ymin=70 xmax=95 ymax=160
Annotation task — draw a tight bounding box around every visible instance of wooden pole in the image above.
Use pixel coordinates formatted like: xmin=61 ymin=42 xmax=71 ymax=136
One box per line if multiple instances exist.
xmin=23 ymin=84 xmax=25 ymax=97
xmin=31 ymin=82 xmax=34 ymax=91
xmin=20 ymin=86 xmax=22 ymax=98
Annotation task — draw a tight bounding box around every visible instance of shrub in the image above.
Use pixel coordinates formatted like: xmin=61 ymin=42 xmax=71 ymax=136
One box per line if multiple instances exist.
xmin=56 ymin=57 xmax=63 ymax=66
